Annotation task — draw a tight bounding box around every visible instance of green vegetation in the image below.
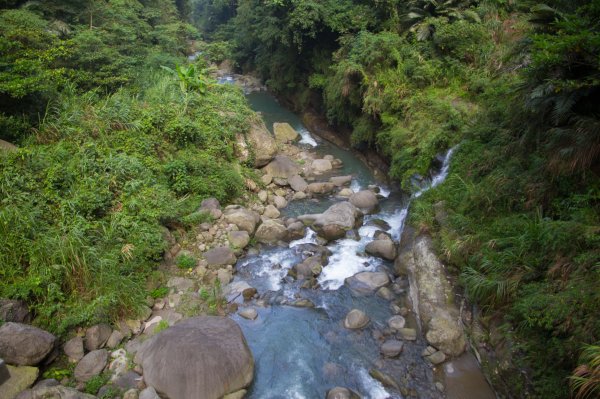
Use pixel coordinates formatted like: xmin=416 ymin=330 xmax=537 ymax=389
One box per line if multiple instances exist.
xmin=0 ymin=0 xmax=254 ymax=334
xmin=176 ymin=253 xmax=197 ymax=269
xmin=195 ymin=0 xmax=599 ymax=397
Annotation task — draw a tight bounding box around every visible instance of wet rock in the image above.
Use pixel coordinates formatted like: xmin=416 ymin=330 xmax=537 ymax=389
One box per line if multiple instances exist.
xmin=306 ymin=182 xmax=336 ymax=195
xmin=422 ymin=346 xmax=446 ymax=365
xmin=255 ymin=219 xmax=287 ymax=244
xmin=380 ymin=340 xmax=404 ymax=358
xmin=376 ymin=287 xmax=394 ymax=301
xmin=0 ymin=299 xmax=30 ymax=323
xmin=299 ymin=202 xmax=362 ymax=242
xmin=398 ymin=328 xmax=417 ymax=341
xmin=329 ymin=175 xmax=352 ymax=187
xmin=345 ymin=271 xmax=390 ymax=294
xmin=349 ymin=190 xmax=379 ymax=214
xmin=64 ymin=336 xmax=85 ymax=363
xmin=288 ymin=175 xmax=308 ymax=192
xmin=223 ymin=281 xmax=255 ymax=303
xmin=263 ymin=204 xmax=280 ymax=219
xmin=224 ymin=206 xmax=260 ymax=234
xmin=291 ymin=299 xmax=315 ymax=308
xmin=263 ymin=155 xmax=300 ymax=179
xmin=343 ymin=309 xmax=370 ymax=330
xmin=286 ymin=221 xmax=306 ymax=240
xmin=203 ymin=246 xmax=237 ymax=268
xmin=326 ymin=387 xmax=361 ymax=399
xmin=247 ymin=120 xmax=277 ymax=167
xmin=242 ymin=288 xmax=258 ymax=301
xmin=311 ymin=159 xmax=333 ymax=174
xmin=135 ymin=316 xmax=254 ymax=399
xmin=369 ymin=369 xmax=400 ymax=390
xmin=274 ymin=122 xmax=299 ymax=143
xmin=387 ymin=315 xmax=406 ymax=331
xmin=228 ymin=230 xmax=250 ymax=249
xmin=0 ymin=323 xmax=56 ymax=366
xmin=365 ymin=239 xmax=396 ymax=261
xmin=74 ymin=349 xmax=108 ymax=382
xmin=85 ymin=324 xmax=112 ymax=351
xmin=238 ymin=308 xmax=258 ymax=320
xmin=367 ymin=219 xmax=391 ymax=230
xmin=0 ymin=365 xmax=38 ymax=399
xmin=292 ymin=256 xmax=323 ymax=279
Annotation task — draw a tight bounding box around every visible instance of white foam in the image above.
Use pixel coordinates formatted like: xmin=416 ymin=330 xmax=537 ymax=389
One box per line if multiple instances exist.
xmin=350 ymin=179 xmax=362 ymax=193
xmin=380 ymin=206 xmax=409 ymax=241
xmin=290 ymin=229 xmax=317 ymax=247
xmin=318 ymin=238 xmax=376 ymax=290
xmin=357 ymin=368 xmax=393 ymax=399
xmin=378 ymin=185 xmax=391 ymax=198
xmin=297 ymin=127 xmax=318 ymax=147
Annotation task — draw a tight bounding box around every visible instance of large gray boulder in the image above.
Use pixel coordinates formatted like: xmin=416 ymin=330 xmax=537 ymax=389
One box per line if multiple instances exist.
xmin=203 ymin=246 xmax=237 ymax=268
xmin=85 ymin=323 xmax=112 ymax=351
xmin=0 ymin=323 xmax=56 ymax=366
xmin=298 ymin=202 xmax=362 ymax=241
xmin=224 ymin=206 xmax=260 ymax=234
xmin=0 ymin=299 xmax=30 ymax=323
xmin=135 ymin=316 xmax=254 ymax=399
xmin=288 ymin=175 xmax=308 ymax=192
xmin=273 ymin=122 xmax=299 ymax=143
xmin=247 ymin=120 xmax=277 ymax=167
xmin=344 ymin=271 xmax=390 ymax=294
xmin=74 ymin=349 xmax=108 ymax=382
xmin=349 ymin=190 xmax=379 ymax=214
xmin=262 ymin=155 xmax=300 ymax=179
xmin=255 ymin=220 xmax=287 ymax=244
xmin=365 ymin=239 xmax=397 ymax=261
xmin=329 ymin=175 xmax=352 ymax=187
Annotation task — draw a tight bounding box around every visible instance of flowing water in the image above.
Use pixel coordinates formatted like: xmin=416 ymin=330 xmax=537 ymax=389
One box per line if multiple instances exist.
xmin=228 ymin=86 xmax=495 ymax=399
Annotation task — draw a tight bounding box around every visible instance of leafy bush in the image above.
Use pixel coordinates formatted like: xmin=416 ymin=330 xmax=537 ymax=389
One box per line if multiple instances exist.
xmin=176 ymin=254 xmax=197 ymax=270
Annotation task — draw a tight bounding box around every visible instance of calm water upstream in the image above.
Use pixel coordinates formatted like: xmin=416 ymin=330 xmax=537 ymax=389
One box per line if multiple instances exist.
xmin=228 ymin=87 xmax=495 ymax=399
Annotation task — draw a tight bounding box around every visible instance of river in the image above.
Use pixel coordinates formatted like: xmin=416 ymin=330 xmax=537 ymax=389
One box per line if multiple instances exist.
xmin=227 ymin=87 xmax=495 ymax=399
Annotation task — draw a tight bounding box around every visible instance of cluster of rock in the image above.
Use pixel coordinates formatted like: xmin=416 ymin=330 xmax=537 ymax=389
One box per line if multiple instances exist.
xmin=0 ymin=312 xmax=253 ymax=399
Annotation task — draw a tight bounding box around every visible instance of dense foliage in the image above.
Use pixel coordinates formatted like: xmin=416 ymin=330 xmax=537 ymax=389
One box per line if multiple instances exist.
xmin=194 ymin=0 xmax=600 ymax=397
xmin=0 ymin=0 xmax=254 ymax=333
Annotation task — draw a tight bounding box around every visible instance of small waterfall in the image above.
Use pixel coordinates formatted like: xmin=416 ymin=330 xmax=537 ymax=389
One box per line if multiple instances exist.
xmin=392 ymin=145 xmax=458 ymax=239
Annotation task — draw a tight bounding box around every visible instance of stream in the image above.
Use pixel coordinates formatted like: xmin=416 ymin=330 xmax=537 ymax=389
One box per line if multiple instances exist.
xmin=227 ymin=87 xmax=495 ymax=399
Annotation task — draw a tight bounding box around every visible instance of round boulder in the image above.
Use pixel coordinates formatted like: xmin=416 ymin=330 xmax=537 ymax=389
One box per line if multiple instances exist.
xmin=326 ymin=387 xmax=361 ymax=399
xmin=262 ymin=155 xmax=300 ymax=179
xmin=344 ymin=272 xmax=390 ymax=294
xmin=224 ymin=206 xmax=260 ymax=234
xmin=273 ymin=122 xmax=299 ymax=143
xmin=343 ymin=309 xmax=370 ymax=330
xmin=255 ymin=220 xmax=287 ymax=244
xmin=365 ymin=239 xmax=397 ymax=261
xmin=349 ymin=190 xmax=379 ymax=214
xmin=135 ymin=316 xmax=254 ymax=399
xmin=0 ymin=323 xmax=56 ymax=366
xmin=380 ymin=340 xmax=404 ymax=358
xmin=74 ymin=349 xmax=108 ymax=382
